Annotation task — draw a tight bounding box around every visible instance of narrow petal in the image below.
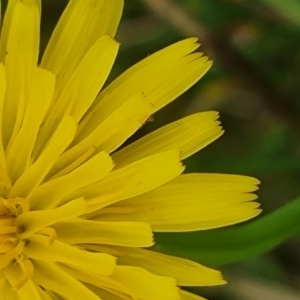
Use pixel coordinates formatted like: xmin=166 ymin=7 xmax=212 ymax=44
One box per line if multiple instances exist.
xmin=86 ymin=245 xmax=225 ymax=286
xmin=0 ymin=0 xmax=17 ymax=61
xmin=3 ymin=261 xmax=35 ymax=292
xmin=111 ymin=266 xmax=180 ymax=300
xmin=49 ymin=93 xmax=152 ymax=178
xmin=9 ymin=116 xmax=76 ymax=198
xmin=34 ymin=35 xmax=119 ymax=158
xmin=54 ymin=219 xmax=154 ymax=247
xmin=15 ymin=198 xmax=86 ymax=239
xmin=6 ymin=68 xmax=55 ymax=183
xmin=0 ymin=0 xmax=40 ymax=61
xmin=24 ymin=234 xmax=116 ymax=276
xmin=82 ymin=284 xmax=130 ymax=300
xmin=1 ymin=281 xmax=18 ymax=299
xmin=0 ymin=64 xmax=7 ymax=169
xmin=180 ymin=290 xmax=207 ymax=300
xmin=1 ymin=0 xmax=39 ymax=147
xmin=87 ymin=37 xmax=199 ymax=114
xmin=59 ymin=264 xmax=136 ymax=299
xmin=78 ymin=38 xmax=211 ymax=140
xmin=70 ymin=36 xmax=119 ymax=122
xmin=68 ymin=150 xmax=183 ymax=213
xmin=36 ymin=285 xmax=53 ymax=300
xmin=98 ymin=174 xmax=261 ymax=231
xmin=68 ymin=265 xmax=179 ymax=300
xmin=41 ymin=0 xmax=123 ymax=91
xmin=33 ymin=261 xmax=101 ymax=300
xmin=15 ymin=281 xmax=42 ymax=300
xmin=27 ymin=151 xmax=114 ymax=210
xmin=113 ymin=111 xmax=223 ymax=168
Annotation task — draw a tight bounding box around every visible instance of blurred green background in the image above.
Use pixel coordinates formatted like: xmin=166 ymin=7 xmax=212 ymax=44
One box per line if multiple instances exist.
xmin=8 ymin=0 xmax=300 ymax=299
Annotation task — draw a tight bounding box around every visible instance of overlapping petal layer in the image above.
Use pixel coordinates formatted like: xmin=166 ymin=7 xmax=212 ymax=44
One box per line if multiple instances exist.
xmin=0 ymin=0 xmax=261 ymax=299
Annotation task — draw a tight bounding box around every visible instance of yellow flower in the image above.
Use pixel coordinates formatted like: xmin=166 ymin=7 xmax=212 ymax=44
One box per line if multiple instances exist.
xmin=0 ymin=0 xmax=261 ymax=299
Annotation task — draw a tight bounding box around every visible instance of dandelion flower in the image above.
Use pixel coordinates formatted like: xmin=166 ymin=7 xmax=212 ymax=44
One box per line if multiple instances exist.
xmin=0 ymin=0 xmax=261 ymax=299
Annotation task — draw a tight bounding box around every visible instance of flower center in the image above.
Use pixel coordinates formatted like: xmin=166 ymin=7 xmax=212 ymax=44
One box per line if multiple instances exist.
xmin=0 ymin=197 xmax=35 ymax=290
xmin=0 ymin=197 xmax=29 ymax=261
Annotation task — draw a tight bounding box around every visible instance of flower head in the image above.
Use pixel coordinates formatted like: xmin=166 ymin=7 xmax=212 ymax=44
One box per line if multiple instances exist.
xmin=0 ymin=0 xmax=261 ymax=299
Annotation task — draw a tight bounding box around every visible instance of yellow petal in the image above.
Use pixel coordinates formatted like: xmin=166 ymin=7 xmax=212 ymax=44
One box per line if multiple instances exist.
xmin=3 ymin=260 xmax=36 ymax=293
xmin=0 ymin=0 xmax=40 ymax=61
xmin=87 ymin=37 xmax=199 ymax=114
xmin=15 ymin=198 xmax=86 ymax=239
xmin=1 ymin=0 xmax=39 ymax=148
xmin=15 ymin=281 xmax=42 ymax=300
xmin=70 ymin=265 xmax=177 ymax=300
xmin=34 ymin=35 xmax=119 ymax=158
xmin=70 ymin=150 xmax=183 ymax=214
xmin=0 ymin=0 xmax=17 ymax=61
xmin=24 ymin=234 xmax=116 ymax=276
xmin=111 ymin=266 xmax=180 ymax=300
xmin=54 ymin=219 xmax=154 ymax=247
xmin=33 ymin=261 xmax=101 ymax=300
xmin=59 ymin=264 xmax=136 ymax=299
xmin=6 ymin=68 xmax=55 ymax=183
xmin=64 ymin=35 xmax=119 ymax=122
xmin=36 ymin=285 xmax=53 ymax=300
xmin=113 ymin=111 xmax=223 ymax=168
xmin=180 ymin=290 xmax=207 ymax=300
xmin=73 ymin=92 xmax=152 ymax=146
xmin=50 ymin=93 xmax=152 ymax=178
xmin=0 ymin=64 xmax=7 ymax=169
xmin=82 ymin=284 xmax=130 ymax=300
xmin=1 ymin=281 xmax=18 ymax=299
xmin=87 ymin=245 xmax=225 ymax=286
xmin=99 ymin=174 xmax=261 ymax=231
xmin=27 ymin=151 xmax=114 ymax=210
xmin=41 ymin=0 xmax=123 ymax=92
xmin=9 ymin=116 xmax=76 ymax=198
xmin=79 ymin=38 xmax=211 ymax=140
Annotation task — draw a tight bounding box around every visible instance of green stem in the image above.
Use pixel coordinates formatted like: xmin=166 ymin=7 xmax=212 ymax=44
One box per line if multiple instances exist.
xmin=154 ymin=197 xmax=300 ymax=266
